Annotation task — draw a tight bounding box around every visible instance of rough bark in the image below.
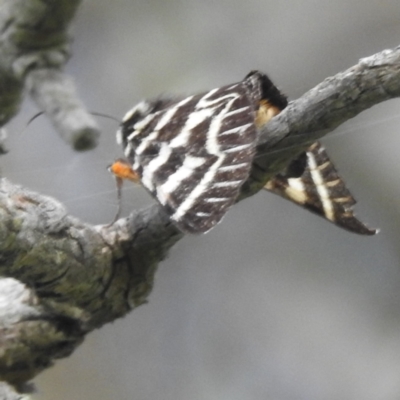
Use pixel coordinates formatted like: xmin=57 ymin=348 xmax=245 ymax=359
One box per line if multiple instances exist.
xmin=0 ymin=179 xmax=182 ymax=388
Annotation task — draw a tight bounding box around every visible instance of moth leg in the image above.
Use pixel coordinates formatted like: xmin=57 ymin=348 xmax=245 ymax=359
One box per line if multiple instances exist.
xmin=105 ymin=176 xmax=123 ymax=227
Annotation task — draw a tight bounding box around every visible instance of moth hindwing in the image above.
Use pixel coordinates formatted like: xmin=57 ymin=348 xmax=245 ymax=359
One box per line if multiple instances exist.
xmin=117 ymin=71 xmax=286 ymax=233
xmin=264 ymin=142 xmax=377 ymax=235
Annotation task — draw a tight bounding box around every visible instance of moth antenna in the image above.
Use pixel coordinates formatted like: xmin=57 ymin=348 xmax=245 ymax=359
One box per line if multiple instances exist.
xmin=18 ymin=111 xmax=46 ymax=136
xmin=23 ymin=110 xmax=119 ymax=135
xmin=26 ymin=111 xmax=45 ymax=126
xmin=89 ymin=111 xmax=120 ymax=124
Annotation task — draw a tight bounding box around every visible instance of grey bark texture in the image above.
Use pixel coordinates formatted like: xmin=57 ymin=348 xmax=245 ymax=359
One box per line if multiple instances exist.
xmin=0 ymin=0 xmax=399 ymax=398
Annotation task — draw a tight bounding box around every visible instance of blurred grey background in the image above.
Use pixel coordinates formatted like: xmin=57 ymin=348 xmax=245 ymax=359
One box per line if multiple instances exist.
xmin=4 ymin=1 xmax=400 ymax=399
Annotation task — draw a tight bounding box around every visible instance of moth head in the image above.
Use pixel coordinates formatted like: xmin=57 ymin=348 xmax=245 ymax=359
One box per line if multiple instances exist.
xmin=121 ymin=101 xmax=152 ymax=124
xmin=116 ymin=101 xmax=152 ymax=147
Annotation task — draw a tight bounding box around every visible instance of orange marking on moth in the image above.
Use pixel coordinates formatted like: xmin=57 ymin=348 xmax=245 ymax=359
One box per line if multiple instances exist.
xmin=255 ymin=100 xmax=282 ymax=129
xmin=109 ymin=159 xmax=140 ymax=183
xmin=106 ymin=159 xmax=142 ymax=226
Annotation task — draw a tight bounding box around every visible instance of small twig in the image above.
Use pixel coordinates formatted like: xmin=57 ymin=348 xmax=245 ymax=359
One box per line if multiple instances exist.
xmin=0 ymin=0 xmax=100 ymax=151
xmin=26 ymin=69 xmax=99 ymax=150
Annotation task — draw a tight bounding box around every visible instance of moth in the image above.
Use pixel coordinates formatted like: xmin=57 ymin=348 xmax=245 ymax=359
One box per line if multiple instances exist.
xmin=112 ymin=71 xmax=376 ymax=235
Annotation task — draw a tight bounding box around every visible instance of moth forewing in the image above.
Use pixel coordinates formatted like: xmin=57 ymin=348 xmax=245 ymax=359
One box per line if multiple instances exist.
xmin=117 ymin=72 xmax=278 ymax=233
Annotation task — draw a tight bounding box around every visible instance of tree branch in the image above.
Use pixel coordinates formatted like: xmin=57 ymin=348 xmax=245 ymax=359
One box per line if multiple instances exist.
xmin=0 ymin=2 xmax=400 ymax=396
xmin=0 ymin=178 xmax=182 ymax=387
xmin=240 ymin=46 xmax=400 ymax=198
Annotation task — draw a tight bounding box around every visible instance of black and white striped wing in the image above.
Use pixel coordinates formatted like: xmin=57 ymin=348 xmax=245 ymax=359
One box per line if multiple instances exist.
xmin=265 ymin=142 xmax=377 ymax=235
xmin=117 ymin=76 xmax=262 ymax=233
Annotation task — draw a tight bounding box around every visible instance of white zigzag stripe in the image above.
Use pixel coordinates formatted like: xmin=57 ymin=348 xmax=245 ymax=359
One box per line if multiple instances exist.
xmin=172 ymin=91 xmax=241 ymax=221
xmin=307 ymin=151 xmax=334 ymax=221
xmin=213 ymin=180 xmax=243 ymax=188
xmin=219 ymin=124 xmax=252 ymax=136
xmin=169 ymin=108 xmax=214 ymax=148
xmin=224 ymin=143 xmax=253 ymax=153
xmin=204 ymin=197 xmax=230 ymax=203
xmin=141 ymin=144 xmax=172 ymax=192
xmin=136 ymin=96 xmax=193 ymax=155
xmin=158 ymin=155 xmax=206 ymax=201
xmin=219 ymin=163 xmax=248 ymax=171
xmin=225 ymin=106 xmax=249 ymax=116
